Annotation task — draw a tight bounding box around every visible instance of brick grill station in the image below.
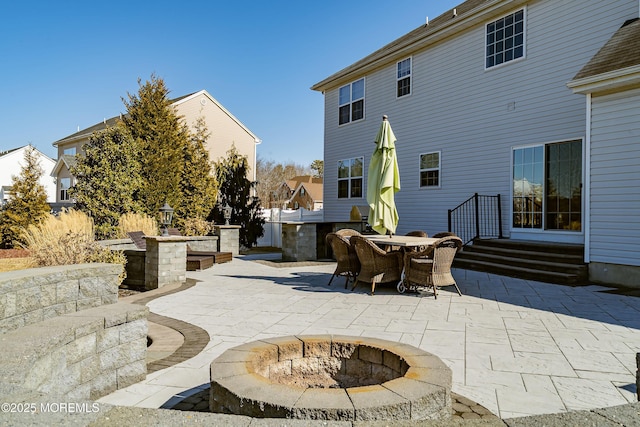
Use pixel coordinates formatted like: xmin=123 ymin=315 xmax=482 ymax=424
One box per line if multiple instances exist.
xmin=210 ymin=335 xmax=452 ymax=421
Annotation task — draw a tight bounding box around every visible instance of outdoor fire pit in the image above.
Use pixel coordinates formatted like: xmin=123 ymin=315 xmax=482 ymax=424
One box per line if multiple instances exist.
xmin=209 ymin=335 xmax=452 ymax=421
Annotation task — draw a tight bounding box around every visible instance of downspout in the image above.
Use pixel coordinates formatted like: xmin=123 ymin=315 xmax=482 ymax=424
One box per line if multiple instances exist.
xmin=583 ymin=93 xmax=592 ymax=264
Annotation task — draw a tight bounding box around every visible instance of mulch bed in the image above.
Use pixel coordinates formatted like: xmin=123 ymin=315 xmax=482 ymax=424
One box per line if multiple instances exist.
xmin=0 ymin=249 xmax=30 ymax=259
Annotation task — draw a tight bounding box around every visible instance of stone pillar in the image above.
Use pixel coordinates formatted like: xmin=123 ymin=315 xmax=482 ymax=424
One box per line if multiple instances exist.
xmin=282 ymin=222 xmax=317 ymax=261
xmin=144 ymin=236 xmax=188 ymax=290
xmin=214 ymin=225 xmax=240 ymax=256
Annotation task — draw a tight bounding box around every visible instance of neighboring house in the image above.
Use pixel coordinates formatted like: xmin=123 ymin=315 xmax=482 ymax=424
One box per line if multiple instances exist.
xmin=289 ymin=181 xmax=323 ymax=211
xmin=312 ymin=0 xmax=640 ymax=285
xmin=51 ymin=90 xmax=261 ymax=208
xmin=269 ymin=176 xmax=323 ymax=209
xmin=0 ymin=145 xmax=56 ymax=204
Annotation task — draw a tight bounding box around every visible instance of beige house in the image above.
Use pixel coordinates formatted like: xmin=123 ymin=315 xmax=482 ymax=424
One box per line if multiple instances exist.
xmin=51 ymin=90 xmax=261 ymax=207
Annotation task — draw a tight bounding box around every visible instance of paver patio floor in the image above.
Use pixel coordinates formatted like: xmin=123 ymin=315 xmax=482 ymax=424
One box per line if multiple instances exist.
xmin=99 ymin=253 xmax=640 ymax=419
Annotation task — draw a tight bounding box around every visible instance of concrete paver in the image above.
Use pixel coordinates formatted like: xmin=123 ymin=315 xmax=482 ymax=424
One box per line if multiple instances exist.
xmin=98 ymin=253 xmax=640 ymax=419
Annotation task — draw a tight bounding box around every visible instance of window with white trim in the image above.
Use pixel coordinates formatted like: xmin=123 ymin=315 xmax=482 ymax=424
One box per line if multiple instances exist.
xmin=419 ymin=152 xmax=440 ymax=187
xmin=486 ymin=9 xmax=524 ymax=68
xmin=397 ymin=58 xmax=411 ymax=97
xmin=63 ymin=147 xmax=76 ymax=155
xmin=60 ymin=177 xmax=71 ymax=201
xmin=338 ymin=78 xmax=365 ymax=125
xmin=337 ymin=157 xmax=363 ymax=198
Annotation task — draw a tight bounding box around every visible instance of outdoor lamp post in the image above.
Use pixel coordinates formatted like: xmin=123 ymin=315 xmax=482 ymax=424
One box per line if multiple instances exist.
xmin=223 ymin=204 xmax=232 ymax=225
xmin=159 ymin=202 xmax=174 ymax=236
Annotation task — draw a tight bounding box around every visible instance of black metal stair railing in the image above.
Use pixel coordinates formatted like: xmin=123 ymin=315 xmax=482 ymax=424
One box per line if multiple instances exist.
xmin=448 ymin=193 xmax=503 ymax=246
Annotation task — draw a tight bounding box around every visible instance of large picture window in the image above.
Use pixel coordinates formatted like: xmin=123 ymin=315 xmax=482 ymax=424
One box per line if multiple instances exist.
xmin=397 ymin=58 xmax=411 ymax=98
xmin=338 ymin=157 xmax=363 ymax=198
xmin=419 ymin=152 xmax=440 ymax=187
xmin=339 ymin=79 xmax=365 ymax=125
xmin=486 ymin=9 xmax=524 ymax=68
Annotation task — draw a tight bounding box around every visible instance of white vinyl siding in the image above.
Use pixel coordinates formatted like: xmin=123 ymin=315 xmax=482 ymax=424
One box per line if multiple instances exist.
xmin=589 ymin=89 xmax=640 ymax=266
xmin=321 ymin=0 xmax=637 ymax=238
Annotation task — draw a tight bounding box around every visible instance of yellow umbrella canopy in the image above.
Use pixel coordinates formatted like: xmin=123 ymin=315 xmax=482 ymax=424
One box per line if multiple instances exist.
xmin=367 ymin=115 xmax=400 ymax=235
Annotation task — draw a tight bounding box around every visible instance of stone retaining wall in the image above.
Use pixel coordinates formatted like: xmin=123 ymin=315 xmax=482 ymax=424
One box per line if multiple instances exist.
xmin=0 ymin=263 xmax=121 ymax=334
xmin=0 ymin=263 xmax=148 ymax=403
xmin=0 ymin=302 xmax=148 ymax=400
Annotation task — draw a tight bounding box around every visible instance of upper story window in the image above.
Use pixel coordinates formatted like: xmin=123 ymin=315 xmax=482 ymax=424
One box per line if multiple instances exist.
xmin=419 ymin=152 xmax=440 ymax=188
xmin=338 ymin=157 xmax=363 ymax=198
xmin=59 ymin=177 xmax=71 ymax=201
xmin=63 ymin=147 xmax=76 ymax=155
xmin=300 ymin=187 xmax=306 ymax=196
xmin=486 ymin=9 xmax=525 ymax=69
xmin=397 ymin=58 xmax=411 ymax=97
xmin=339 ymin=78 xmax=365 ymax=125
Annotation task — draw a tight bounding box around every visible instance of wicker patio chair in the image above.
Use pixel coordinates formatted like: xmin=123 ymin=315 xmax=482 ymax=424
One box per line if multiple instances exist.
xmin=432 ymin=231 xmax=457 ymax=238
xmin=403 ymin=235 xmax=463 ymax=299
xmin=350 ymin=235 xmax=403 ymax=295
xmin=326 ymin=232 xmax=360 ymax=288
xmin=335 ymin=228 xmax=362 ymax=238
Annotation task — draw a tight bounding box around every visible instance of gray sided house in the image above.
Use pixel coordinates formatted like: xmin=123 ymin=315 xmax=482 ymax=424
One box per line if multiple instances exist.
xmin=312 ymin=0 xmax=640 ymax=286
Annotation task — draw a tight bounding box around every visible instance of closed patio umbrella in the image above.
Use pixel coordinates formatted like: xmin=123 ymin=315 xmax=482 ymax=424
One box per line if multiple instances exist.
xmin=367 ymin=115 xmax=400 ymax=235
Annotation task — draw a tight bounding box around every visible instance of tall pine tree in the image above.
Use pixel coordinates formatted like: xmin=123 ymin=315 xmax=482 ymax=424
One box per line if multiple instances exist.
xmin=70 ymin=123 xmax=143 ymax=239
xmin=175 ymin=116 xmax=218 ymax=227
xmin=212 ymin=146 xmax=264 ymax=248
xmin=0 ymin=146 xmax=50 ymax=248
xmin=121 ymin=75 xmax=188 ymax=217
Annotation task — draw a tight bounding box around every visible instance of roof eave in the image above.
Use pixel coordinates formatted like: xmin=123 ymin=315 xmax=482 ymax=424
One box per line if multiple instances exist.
xmin=311 ymin=0 xmax=524 ymax=92
xmin=568 ymin=65 xmax=640 ymax=94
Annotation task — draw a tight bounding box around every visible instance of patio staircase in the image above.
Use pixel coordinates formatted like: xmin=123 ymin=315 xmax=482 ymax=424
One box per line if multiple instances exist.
xmin=453 ymin=239 xmax=588 ymax=285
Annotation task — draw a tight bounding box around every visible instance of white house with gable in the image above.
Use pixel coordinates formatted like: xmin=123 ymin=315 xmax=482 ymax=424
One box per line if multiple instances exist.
xmin=0 ymin=145 xmax=56 ymax=204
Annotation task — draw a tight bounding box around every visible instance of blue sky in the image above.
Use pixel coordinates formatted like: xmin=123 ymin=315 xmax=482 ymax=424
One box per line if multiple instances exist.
xmin=1 ymin=0 xmax=459 ymax=167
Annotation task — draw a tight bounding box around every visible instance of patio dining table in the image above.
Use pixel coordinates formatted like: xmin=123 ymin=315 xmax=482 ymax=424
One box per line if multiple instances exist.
xmin=365 ymin=234 xmax=438 ymax=249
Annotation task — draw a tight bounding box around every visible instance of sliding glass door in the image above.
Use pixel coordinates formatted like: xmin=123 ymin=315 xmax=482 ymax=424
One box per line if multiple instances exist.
xmin=512 ymin=140 xmax=582 ymax=232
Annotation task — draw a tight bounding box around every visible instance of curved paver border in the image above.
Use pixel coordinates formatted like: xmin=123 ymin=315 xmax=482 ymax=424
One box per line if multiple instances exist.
xmin=121 ymin=279 xmax=210 ymax=373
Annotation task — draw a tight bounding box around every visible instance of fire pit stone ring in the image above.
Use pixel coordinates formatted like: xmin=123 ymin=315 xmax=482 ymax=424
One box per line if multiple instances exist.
xmin=209 ymin=335 xmax=452 ymax=421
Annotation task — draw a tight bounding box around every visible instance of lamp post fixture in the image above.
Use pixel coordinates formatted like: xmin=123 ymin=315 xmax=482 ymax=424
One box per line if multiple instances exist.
xmin=159 ymin=202 xmax=174 ymax=236
xmin=223 ymin=204 xmax=232 ymax=226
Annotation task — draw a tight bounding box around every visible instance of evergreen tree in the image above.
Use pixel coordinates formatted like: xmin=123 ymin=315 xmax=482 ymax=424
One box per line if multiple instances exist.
xmin=0 ymin=146 xmax=50 ymax=248
xmin=175 ymin=116 xmax=218 ymax=228
xmin=70 ymin=123 xmax=143 ymax=239
xmin=212 ymin=146 xmax=265 ymax=248
xmin=121 ymin=74 xmax=188 ymax=217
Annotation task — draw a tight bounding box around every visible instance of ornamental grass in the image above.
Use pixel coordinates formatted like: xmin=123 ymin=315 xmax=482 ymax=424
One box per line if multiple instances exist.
xmin=21 ymin=210 xmax=126 ymax=281
xmin=117 ymin=212 xmax=158 ymax=238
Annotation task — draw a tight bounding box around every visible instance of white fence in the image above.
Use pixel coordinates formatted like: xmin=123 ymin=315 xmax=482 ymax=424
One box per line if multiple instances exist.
xmin=257 ymin=208 xmax=324 ymax=248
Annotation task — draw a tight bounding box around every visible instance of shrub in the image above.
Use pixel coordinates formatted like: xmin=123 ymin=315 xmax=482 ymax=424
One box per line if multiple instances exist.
xmin=181 ymin=217 xmax=214 ymax=236
xmin=21 ymin=210 xmax=126 ymax=281
xmin=117 ymin=212 xmax=158 ymax=238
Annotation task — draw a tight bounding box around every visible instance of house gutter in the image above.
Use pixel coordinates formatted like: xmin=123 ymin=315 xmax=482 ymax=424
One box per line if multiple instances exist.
xmin=311 ymin=0 xmax=527 ymax=92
